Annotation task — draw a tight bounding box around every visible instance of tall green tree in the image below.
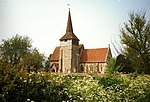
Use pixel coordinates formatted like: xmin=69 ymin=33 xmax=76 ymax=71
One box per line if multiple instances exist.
xmin=120 ymin=12 xmax=150 ymax=74
xmin=0 ymin=34 xmax=45 ymax=71
xmin=0 ymin=34 xmax=32 ymax=65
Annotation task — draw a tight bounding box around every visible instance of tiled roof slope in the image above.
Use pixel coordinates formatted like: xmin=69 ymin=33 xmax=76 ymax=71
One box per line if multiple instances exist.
xmin=50 ymin=47 xmax=60 ymax=61
xmin=80 ymin=48 xmax=109 ymax=63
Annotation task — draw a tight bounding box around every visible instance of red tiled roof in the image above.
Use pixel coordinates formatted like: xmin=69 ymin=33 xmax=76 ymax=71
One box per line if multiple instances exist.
xmin=50 ymin=46 xmax=109 ymax=63
xmin=80 ymin=48 xmax=109 ymax=63
xmin=50 ymin=47 xmax=60 ymax=61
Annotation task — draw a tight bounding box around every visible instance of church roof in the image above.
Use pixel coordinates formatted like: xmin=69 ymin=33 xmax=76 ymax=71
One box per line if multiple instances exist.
xmin=50 ymin=47 xmax=60 ymax=61
xmin=80 ymin=48 xmax=109 ymax=63
xmin=60 ymin=10 xmax=79 ymax=41
xmin=50 ymin=46 xmax=109 ymax=63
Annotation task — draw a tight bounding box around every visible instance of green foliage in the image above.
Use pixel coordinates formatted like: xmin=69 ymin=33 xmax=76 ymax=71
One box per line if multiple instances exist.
xmin=1 ymin=62 xmax=150 ymax=102
xmin=19 ymin=48 xmax=44 ymax=71
xmin=0 ymin=34 xmax=45 ymax=71
xmin=116 ymin=54 xmax=135 ymax=73
xmin=105 ymin=57 xmax=122 ymax=74
xmin=0 ymin=34 xmax=32 ymax=65
xmin=0 ymin=63 xmax=69 ymax=102
xmin=44 ymin=54 xmax=52 ymax=72
xmin=120 ymin=12 xmax=150 ymax=74
xmin=45 ymin=60 xmax=50 ymax=72
xmin=98 ymin=75 xmax=124 ymax=88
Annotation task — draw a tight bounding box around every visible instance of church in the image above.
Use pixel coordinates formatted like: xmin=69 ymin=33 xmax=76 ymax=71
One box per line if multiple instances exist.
xmin=50 ymin=9 xmax=112 ymax=74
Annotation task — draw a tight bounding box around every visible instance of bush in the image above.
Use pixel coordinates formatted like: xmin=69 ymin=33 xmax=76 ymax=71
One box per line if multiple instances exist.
xmin=0 ymin=64 xmax=69 ymax=102
xmin=98 ymin=75 xmax=124 ymax=88
xmin=0 ymin=63 xmax=150 ymax=102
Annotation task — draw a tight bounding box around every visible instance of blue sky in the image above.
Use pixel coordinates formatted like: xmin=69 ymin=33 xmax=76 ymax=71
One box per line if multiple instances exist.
xmin=0 ymin=0 xmax=150 ymax=56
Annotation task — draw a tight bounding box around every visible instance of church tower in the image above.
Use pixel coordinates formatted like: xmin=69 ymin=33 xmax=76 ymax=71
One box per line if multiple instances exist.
xmin=59 ymin=9 xmax=80 ymax=73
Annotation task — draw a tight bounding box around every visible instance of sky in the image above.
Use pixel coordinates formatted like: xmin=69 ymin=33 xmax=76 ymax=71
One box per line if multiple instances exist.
xmin=0 ymin=0 xmax=150 ymax=57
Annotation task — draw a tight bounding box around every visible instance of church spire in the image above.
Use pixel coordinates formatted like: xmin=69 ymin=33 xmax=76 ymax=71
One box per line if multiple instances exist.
xmin=60 ymin=9 xmax=79 ymax=41
xmin=66 ymin=9 xmax=73 ymax=33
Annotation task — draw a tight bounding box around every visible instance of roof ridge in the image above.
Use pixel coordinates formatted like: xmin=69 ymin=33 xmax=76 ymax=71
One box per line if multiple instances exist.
xmin=84 ymin=48 xmax=108 ymax=50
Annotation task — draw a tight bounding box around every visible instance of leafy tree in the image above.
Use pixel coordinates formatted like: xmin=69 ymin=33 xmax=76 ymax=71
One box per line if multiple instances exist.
xmin=0 ymin=34 xmax=32 ymax=65
xmin=44 ymin=54 xmax=52 ymax=72
xmin=45 ymin=60 xmax=50 ymax=72
xmin=116 ymin=54 xmax=135 ymax=73
xmin=19 ymin=48 xmax=44 ymax=72
xmin=0 ymin=34 xmax=45 ymax=71
xmin=105 ymin=57 xmax=122 ymax=74
xmin=120 ymin=12 xmax=150 ymax=74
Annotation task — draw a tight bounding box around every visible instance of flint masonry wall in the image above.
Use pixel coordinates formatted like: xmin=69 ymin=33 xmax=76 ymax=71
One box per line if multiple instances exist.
xmin=59 ymin=40 xmax=79 ymax=73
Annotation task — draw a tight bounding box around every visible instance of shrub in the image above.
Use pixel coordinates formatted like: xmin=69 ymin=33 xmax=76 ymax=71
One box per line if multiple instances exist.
xmin=0 ymin=63 xmax=150 ymax=102
xmin=98 ymin=75 xmax=124 ymax=88
xmin=0 ymin=64 xmax=69 ymax=102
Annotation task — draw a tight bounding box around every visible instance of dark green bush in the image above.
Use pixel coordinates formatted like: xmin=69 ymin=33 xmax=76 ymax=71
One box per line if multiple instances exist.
xmin=98 ymin=75 xmax=124 ymax=88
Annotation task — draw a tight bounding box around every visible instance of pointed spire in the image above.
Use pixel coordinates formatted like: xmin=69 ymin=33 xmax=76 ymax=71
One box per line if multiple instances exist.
xmin=60 ymin=9 xmax=79 ymax=41
xmin=66 ymin=10 xmax=73 ymax=33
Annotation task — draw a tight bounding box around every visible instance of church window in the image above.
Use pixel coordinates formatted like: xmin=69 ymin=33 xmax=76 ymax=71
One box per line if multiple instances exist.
xmin=86 ymin=65 xmax=88 ymax=73
xmin=80 ymin=65 xmax=84 ymax=73
xmin=101 ymin=64 xmax=103 ymax=71
xmin=90 ymin=65 xmax=93 ymax=72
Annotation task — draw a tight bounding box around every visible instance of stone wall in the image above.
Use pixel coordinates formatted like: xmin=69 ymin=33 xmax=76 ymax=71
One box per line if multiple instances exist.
xmin=59 ymin=45 xmax=72 ymax=73
xmin=72 ymin=45 xmax=80 ymax=73
xmin=80 ymin=62 xmax=106 ymax=74
xmin=59 ymin=39 xmax=80 ymax=73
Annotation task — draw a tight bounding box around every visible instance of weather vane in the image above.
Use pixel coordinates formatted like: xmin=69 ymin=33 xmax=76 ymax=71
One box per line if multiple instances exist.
xmin=67 ymin=4 xmax=71 ymax=11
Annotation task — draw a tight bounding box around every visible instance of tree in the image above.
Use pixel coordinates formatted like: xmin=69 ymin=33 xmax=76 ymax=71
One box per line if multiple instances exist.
xmin=0 ymin=34 xmax=45 ymax=72
xmin=105 ymin=57 xmax=122 ymax=74
xmin=0 ymin=34 xmax=32 ymax=65
xmin=120 ymin=12 xmax=150 ymax=74
xmin=19 ymin=48 xmax=44 ymax=72
xmin=44 ymin=54 xmax=52 ymax=72
xmin=116 ymin=54 xmax=135 ymax=73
